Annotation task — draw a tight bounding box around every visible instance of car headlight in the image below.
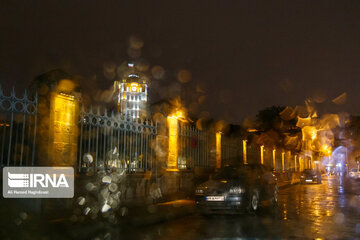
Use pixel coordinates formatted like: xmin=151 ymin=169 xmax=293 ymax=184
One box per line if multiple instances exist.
xmin=229 ymin=187 xmax=245 ymax=194
xmin=195 ymin=188 xmax=204 ymax=194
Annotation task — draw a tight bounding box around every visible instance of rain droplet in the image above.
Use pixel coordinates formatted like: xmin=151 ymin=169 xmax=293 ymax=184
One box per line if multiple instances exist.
xmin=151 ymin=65 xmax=165 ymax=79
xmin=77 ymin=196 xmax=86 ymax=205
xmin=85 ymin=183 xmax=96 ymax=191
xmin=83 ymin=153 xmax=93 ymax=164
xmin=121 ymin=207 xmax=128 ymax=216
xmin=102 ymin=176 xmax=112 ymax=184
xmin=177 ymin=69 xmax=192 ymax=83
xmin=108 ymin=183 xmax=118 ymax=192
xmin=101 ymin=203 xmax=111 ymax=213
xmin=84 ymin=207 xmax=91 ymax=215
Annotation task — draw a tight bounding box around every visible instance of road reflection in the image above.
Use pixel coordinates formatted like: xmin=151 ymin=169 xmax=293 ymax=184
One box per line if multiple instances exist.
xmin=123 ymin=175 xmax=360 ymax=239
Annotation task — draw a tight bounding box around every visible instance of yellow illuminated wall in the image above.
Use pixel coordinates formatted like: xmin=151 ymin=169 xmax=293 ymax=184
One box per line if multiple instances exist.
xmin=273 ymin=149 xmax=276 ymax=171
xmin=167 ymin=116 xmax=178 ymax=169
xmin=216 ymin=132 xmax=221 ymax=168
xmin=50 ymin=93 xmax=77 ymax=166
xmin=243 ymin=140 xmax=247 ymax=164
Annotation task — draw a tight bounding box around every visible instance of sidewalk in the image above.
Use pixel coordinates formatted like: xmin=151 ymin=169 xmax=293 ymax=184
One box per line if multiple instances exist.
xmin=127 ymin=199 xmax=196 ymax=226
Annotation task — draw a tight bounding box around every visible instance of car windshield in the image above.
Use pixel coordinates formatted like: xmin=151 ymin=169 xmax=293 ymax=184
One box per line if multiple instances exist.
xmin=303 ymin=169 xmax=317 ymax=174
xmin=213 ymin=166 xmax=250 ymax=180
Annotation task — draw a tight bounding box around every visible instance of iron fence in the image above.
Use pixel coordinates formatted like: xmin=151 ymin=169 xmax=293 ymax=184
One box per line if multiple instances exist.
xmin=0 ymin=87 xmax=37 ymax=166
xmin=178 ymin=122 xmax=211 ymax=168
xmin=78 ymin=106 xmax=157 ymax=173
xmin=221 ymin=137 xmax=241 ymax=165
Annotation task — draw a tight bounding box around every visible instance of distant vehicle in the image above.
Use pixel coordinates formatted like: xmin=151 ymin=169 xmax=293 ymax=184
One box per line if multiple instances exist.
xmin=300 ymin=169 xmax=322 ymax=184
xmin=195 ymin=164 xmax=278 ymax=214
xmin=348 ymin=168 xmax=360 ymax=179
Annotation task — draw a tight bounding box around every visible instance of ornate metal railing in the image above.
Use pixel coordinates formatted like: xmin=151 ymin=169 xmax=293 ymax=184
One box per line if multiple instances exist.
xmin=0 ymin=86 xmax=38 ymax=166
xmin=178 ymin=122 xmax=211 ymax=168
xmin=78 ymin=106 xmax=157 ymax=173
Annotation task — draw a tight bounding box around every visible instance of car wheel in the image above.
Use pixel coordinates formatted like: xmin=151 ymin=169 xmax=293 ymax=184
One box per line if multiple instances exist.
xmin=272 ymin=185 xmax=278 ymax=205
xmin=248 ymin=190 xmax=260 ymax=213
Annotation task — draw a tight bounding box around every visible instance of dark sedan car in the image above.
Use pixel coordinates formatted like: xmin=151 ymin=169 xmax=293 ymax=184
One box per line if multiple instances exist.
xmin=300 ymin=169 xmax=322 ymax=184
xmin=195 ymin=164 xmax=278 ymax=214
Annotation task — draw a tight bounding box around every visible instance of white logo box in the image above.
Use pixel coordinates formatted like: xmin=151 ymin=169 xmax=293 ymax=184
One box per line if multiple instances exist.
xmin=3 ymin=167 xmax=74 ymax=198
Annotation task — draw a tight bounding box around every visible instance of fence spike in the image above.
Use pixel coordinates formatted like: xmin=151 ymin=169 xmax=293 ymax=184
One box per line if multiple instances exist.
xmin=11 ymin=87 xmax=16 ymax=98
xmin=24 ymin=89 xmax=28 ymax=100
xmin=89 ymin=105 xmax=93 ymax=114
xmin=34 ymin=92 xmax=38 ymax=103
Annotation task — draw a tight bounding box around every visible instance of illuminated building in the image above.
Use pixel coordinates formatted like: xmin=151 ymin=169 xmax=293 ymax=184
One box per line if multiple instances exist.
xmin=114 ymin=63 xmax=148 ymax=118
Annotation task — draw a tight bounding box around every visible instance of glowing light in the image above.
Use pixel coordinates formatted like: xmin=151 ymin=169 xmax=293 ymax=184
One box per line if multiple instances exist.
xmin=243 ymin=140 xmax=247 ymax=164
xmin=216 ymin=132 xmax=222 ymax=169
xmin=51 ymin=93 xmax=76 ymax=165
xmin=320 ymin=145 xmax=332 ymax=156
xmin=273 ymin=149 xmax=276 ymax=171
xmin=260 ymin=146 xmax=264 ymax=165
xmin=282 ymin=152 xmax=285 ymax=172
xmin=167 ymin=114 xmax=179 ymax=169
xmin=168 ymin=110 xmax=185 ymax=121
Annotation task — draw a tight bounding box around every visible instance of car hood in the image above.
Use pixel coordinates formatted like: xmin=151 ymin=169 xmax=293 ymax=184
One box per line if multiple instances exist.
xmin=197 ymin=179 xmax=236 ymax=195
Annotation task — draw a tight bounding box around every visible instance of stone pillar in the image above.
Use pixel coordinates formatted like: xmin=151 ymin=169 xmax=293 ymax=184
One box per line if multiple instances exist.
xmin=30 ymin=70 xmax=80 ymax=169
xmin=216 ymin=132 xmax=221 ymax=169
xmin=49 ymin=91 xmax=79 ymax=167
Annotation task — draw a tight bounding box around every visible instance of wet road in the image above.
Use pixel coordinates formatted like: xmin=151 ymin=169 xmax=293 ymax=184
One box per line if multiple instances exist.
xmin=125 ymin=175 xmax=360 ymax=239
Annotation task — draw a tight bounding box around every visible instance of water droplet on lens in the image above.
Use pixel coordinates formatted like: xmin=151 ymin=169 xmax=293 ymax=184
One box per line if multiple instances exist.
xmin=102 ymin=176 xmax=112 ymax=184
xmin=108 ymin=183 xmax=118 ymax=192
xmin=84 ymin=207 xmax=91 ymax=215
xmin=101 ymin=203 xmax=111 ymax=213
xmin=77 ymin=196 xmax=86 ymax=205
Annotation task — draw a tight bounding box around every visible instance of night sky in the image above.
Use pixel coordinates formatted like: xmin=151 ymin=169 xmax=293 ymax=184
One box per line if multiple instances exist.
xmin=1 ymin=0 xmax=360 ymax=123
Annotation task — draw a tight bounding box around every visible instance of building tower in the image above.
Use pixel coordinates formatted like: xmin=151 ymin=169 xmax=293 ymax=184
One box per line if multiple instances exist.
xmin=114 ymin=63 xmax=148 ymax=119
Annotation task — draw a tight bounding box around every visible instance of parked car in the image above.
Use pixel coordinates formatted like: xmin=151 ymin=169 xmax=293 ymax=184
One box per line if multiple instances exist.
xmin=348 ymin=168 xmax=360 ymax=179
xmin=300 ymin=169 xmax=322 ymax=184
xmin=195 ymin=164 xmax=278 ymax=214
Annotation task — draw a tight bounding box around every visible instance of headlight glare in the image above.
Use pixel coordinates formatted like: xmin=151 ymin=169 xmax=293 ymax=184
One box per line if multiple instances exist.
xmin=229 ymin=187 xmax=245 ymax=194
xmin=195 ymin=188 xmax=204 ymax=194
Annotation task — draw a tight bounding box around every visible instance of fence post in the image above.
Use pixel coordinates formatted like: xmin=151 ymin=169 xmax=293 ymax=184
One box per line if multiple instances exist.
xmin=216 ymin=131 xmax=222 ymax=168
xmin=30 ymin=73 xmax=80 ymax=169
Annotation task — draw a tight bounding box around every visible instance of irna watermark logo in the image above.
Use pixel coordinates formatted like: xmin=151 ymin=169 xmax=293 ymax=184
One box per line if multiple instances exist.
xmin=3 ymin=167 xmax=74 ymax=198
